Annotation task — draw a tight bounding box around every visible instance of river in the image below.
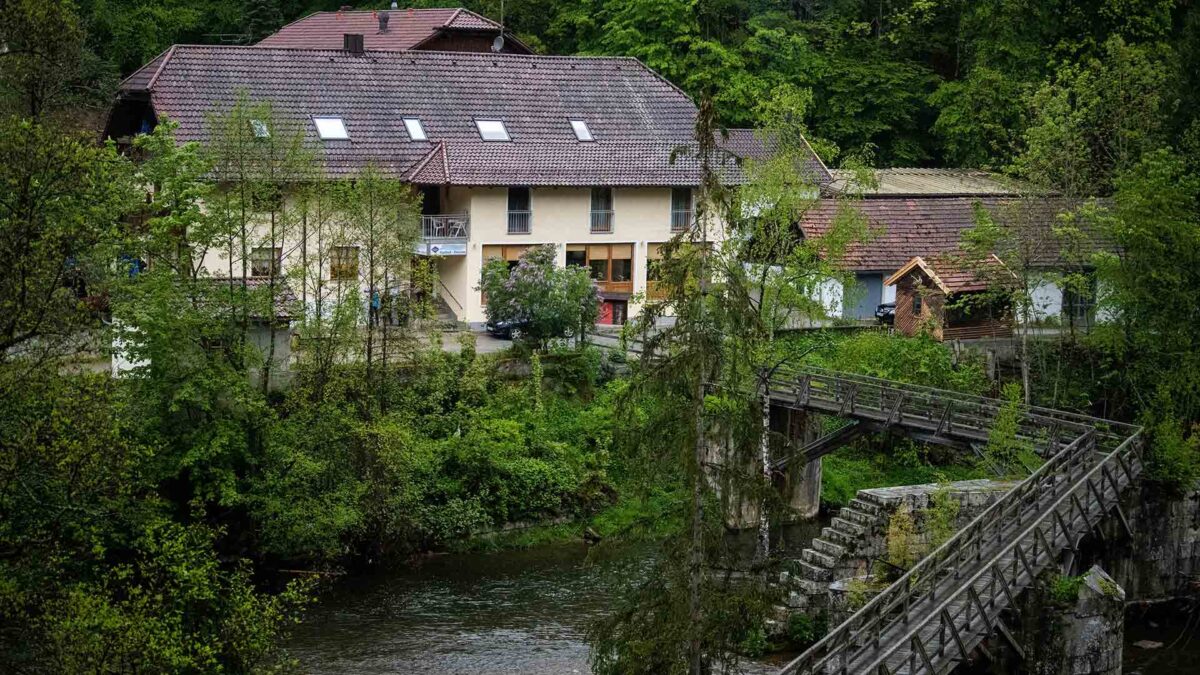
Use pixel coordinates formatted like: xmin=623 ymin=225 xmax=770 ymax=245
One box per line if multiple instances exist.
xmin=288 ymin=524 xmax=826 ymax=674
xmin=288 ymin=521 xmax=1199 ymax=674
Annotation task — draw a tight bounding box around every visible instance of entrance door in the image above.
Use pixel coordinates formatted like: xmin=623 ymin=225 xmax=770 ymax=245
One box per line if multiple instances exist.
xmin=598 ymin=301 xmax=613 ymax=324
xmin=611 ymin=300 xmax=627 ymax=325
xmin=847 ymin=273 xmax=884 ymax=320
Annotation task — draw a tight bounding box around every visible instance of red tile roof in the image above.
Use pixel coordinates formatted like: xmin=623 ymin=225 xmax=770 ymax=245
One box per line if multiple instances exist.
xmin=116 ymin=46 xmax=813 ymax=187
xmin=255 ymin=8 xmax=530 ymax=52
xmin=884 ymin=254 xmax=1012 ymax=294
xmin=799 ymin=197 xmax=1097 ymax=272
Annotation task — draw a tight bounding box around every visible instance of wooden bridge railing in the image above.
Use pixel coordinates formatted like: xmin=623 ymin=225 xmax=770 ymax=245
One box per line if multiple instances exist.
xmin=772 ymin=367 xmax=1143 ymax=675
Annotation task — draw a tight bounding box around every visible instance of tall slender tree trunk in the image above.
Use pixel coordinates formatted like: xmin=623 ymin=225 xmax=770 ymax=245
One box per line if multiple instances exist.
xmin=757 ymin=376 xmax=771 ymax=562
xmin=264 ymin=210 xmax=278 ymax=394
xmin=689 ymin=376 xmax=706 ymax=675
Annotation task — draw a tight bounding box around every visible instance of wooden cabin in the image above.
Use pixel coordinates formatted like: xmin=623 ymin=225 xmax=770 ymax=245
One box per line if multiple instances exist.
xmin=884 ymin=255 xmax=1014 ymax=341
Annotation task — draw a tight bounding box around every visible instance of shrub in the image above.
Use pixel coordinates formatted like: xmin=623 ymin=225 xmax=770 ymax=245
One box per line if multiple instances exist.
xmin=786 ymin=612 xmax=828 ymax=650
xmin=479 ymin=244 xmax=600 ymax=349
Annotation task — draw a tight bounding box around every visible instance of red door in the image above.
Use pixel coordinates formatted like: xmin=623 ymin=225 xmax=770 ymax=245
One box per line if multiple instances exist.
xmin=598 ymin=301 xmax=614 ymax=324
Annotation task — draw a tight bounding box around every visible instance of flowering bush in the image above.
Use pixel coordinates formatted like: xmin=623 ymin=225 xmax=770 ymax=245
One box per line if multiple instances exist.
xmin=480 ymin=244 xmax=600 ymax=348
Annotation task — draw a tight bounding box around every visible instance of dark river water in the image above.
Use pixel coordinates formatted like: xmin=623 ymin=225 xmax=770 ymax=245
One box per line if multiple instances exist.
xmin=288 ymin=523 xmax=825 ymax=674
xmin=289 ymin=519 xmax=1196 ymax=674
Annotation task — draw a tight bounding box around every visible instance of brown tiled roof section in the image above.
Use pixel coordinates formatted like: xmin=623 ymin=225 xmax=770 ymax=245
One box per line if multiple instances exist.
xmin=120 ymin=46 xmax=773 ymax=185
xmin=800 ymin=197 xmax=1098 ymax=272
xmin=883 ymin=254 xmax=1007 ymax=294
xmin=721 ymin=128 xmax=833 ymax=185
xmin=444 ymin=8 xmax=498 ymax=30
xmin=406 ymin=142 xmax=449 ymax=183
xmin=256 ymin=8 xmax=495 ymax=50
xmin=119 ymin=47 xmax=174 ymax=91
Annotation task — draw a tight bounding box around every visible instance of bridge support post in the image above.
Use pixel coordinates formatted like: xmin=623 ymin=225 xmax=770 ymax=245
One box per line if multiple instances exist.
xmin=781 ymin=408 xmax=822 ymax=520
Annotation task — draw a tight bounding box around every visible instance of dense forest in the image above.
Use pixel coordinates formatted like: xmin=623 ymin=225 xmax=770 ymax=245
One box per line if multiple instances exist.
xmin=3 ymin=0 xmax=1200 ymax=673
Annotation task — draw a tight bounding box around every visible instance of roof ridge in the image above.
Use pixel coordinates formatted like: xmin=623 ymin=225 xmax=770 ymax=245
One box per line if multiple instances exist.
xmin=117 ymin=46 xmax=172 ymax=89
xmin=145 ymin=45 xmax=177 ymax=91
xmin=164 ymin=43 xmax=643 ymax=63
xmin=443 ymin=7 xmax=464 ymax=27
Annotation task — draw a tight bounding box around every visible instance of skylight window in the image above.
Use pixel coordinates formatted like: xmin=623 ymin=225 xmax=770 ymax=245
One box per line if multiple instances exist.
xmin=475 ymin=119 xmax=510 ymax=141
xmin=250 ymin=119 xmax=270 ymax=138
xmin=570 ymin=120 xmax=593 ymax=141
xmin=404 ymin=118 xmax=427 ymax=141
xmin=313 ymin=117 xmax=348 ymax=140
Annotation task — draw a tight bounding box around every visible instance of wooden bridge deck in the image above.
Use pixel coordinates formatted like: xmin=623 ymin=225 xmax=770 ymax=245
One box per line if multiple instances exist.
xmin=772 ymin=368 xmax=1142 ymax=675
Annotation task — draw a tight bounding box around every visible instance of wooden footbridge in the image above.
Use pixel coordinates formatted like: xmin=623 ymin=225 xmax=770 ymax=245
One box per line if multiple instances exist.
xmin=583 ymin=333 xmax=1143 ymax=673
xmin=770 ymin=368 xmax=1143 ymax=675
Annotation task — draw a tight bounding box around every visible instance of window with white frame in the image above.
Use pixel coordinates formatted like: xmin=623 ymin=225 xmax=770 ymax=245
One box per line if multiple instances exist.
xmin=570 ymin=119 xmax=594 ymax=141
xmin=404 ymin=117 xmax=427 ymax=141
xmin=475 ymin=119 xmax=510 ymax=141
xmin=313 ymin=117 xmax=349 ymax=140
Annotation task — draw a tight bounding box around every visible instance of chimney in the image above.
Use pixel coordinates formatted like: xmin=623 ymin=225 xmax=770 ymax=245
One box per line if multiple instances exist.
xmin=343 ymin=33 xmax=365 ymax=54
xmin=378 ymin=10 xmax=390 ymax=32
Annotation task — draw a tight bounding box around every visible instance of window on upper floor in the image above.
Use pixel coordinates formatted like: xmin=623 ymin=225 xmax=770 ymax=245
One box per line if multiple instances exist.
xmin=590 ymin=187 xmax=613 ymax=233
xmin=330 ymin=246 xmax=359 ymax=280
xmin=251 ymin=247 xmax=282 ymax=278
xmin=476 ymin=119 xmax=510 ymax=141
xmin=507 ymin=187 xmax=531 ymax=234
xmin=404 ymin=117 xmax=427 ymax=141
xmin=570 ymin=119 xmax=594 ymax=141
xmin=250 ymin=119 xmax=270 ymax=138
xmin=913 ymin=294 xmax=923 ymax=315
xmin=313 ymin=117 xmax=349 ymax=140
xmin=671 ymin=187 xmax=693 ymax=232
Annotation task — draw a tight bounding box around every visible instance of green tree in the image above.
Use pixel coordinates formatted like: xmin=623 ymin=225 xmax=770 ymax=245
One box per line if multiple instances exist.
xmin=0 ymin=118 xmax=132 ymax=364
xmin=337 ymin=163 xmax=423 ymax=408
xmin=1090 ymin=149 xmax=1200 ymax=488
xmin=1015 ymin=36 xmax=1174 ymax=196
xmin=590 ymin=89 xmax=865 ymax=672
xmin=0 ymin=0 xmax=98 ymax=118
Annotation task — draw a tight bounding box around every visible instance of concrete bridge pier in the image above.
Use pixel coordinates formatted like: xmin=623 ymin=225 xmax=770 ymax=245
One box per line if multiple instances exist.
xmin=712 ymin=406 xmax=826 ymax=530
xmin=779 ymin=407 xmax=822 ymax=521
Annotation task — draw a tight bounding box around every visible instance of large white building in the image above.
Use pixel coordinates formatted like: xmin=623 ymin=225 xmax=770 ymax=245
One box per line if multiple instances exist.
xmin=106 ymin=12 xmax=833 ymax=328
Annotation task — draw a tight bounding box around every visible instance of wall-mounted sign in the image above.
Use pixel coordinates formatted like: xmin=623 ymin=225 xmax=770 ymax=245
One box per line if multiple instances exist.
xmin=415 ymin=242 xmax=468 ymax=256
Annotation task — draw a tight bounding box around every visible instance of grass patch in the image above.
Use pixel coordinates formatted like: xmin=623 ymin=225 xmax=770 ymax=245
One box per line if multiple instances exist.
xmin=822 ymin=447 xmax=989 ymax=508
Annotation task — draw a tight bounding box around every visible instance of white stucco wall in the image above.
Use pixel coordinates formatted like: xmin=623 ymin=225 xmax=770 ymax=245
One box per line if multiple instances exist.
xmin=448 ymin=186 xmax=704 ymax=325
xmin=1029 ymin=280 xmax=1063 ymax=321
xmin=186 ymin=186 xmax=722 ymax=327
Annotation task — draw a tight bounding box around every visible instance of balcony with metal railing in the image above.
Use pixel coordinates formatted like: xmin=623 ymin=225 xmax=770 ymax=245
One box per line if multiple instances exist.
xmin=590 ymin=210 xmax=614 ymax=234
xmin=508 ymin=210 xmax=532 ymax=235
xmin=417 ymin=214 xmax=470 ymax=255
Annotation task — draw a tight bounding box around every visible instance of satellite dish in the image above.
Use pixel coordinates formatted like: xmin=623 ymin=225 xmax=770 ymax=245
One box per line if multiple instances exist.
xmin=491 ymin=34 xmax=505 ymax=53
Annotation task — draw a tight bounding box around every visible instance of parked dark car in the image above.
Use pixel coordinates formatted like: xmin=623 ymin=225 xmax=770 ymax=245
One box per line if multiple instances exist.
xmin=875 ymin=302 xmax=896 ymax=325
xmin=485 ymin=317 xmax=530 ymax=340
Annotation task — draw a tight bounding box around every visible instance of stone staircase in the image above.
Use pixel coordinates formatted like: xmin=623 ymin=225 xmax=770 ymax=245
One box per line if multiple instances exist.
xmin=786 ymin=480 xmax=1019 ymax=613
xmin=789 ymin=492 xmax=890 ymax=609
